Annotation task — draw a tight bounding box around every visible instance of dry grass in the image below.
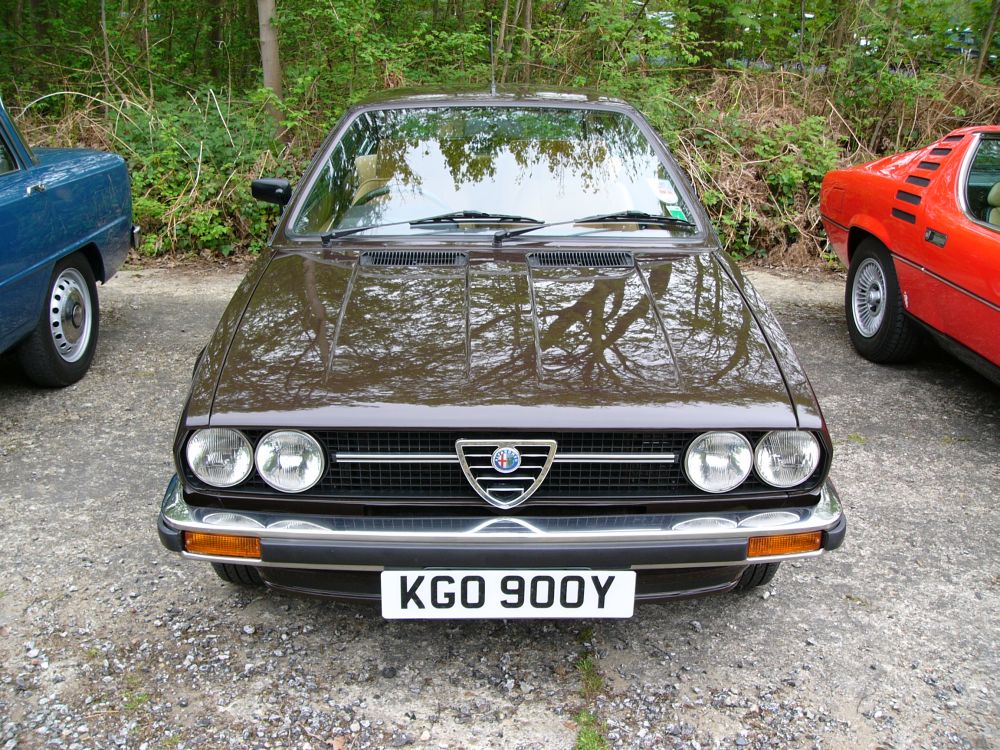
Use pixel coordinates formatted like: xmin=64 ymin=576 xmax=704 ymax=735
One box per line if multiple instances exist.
xmin=10 ymin=70 xmax=998 ymax=266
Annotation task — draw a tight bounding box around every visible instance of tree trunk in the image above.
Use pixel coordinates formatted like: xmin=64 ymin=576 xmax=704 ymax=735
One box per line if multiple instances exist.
xmin=798 ymin=0 xmax=806 ymax=59
xmin=28 ymin=0 xmax=47 ymax=57
xmin=100 ymin=0 xmax=111 ymax=114
xmin=143 ymin=0 xmax=153 ymax=99
xmin=497 ymin=0 xmax=510 ymax=56
xmin=520 ymin=0 xmax=532 ymax=82
xmin=256 ymin=0 xmax=285 ymax=138
xmin=257 ymin=0 xmax=283 ymax=99
xmin=500 ymin=0 xmax=523 ymax=83
xmin=209 ymin=0 xmax=224 ymax=80
xmin=975 ymin=0 xmax=1000 ymax=80
xmin=827 ymin=0 xmax=854 ymax=52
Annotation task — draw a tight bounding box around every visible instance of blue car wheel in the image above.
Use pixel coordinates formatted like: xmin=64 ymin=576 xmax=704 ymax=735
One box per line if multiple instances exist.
xmin=17 ymin=252 xmax=100 ymax=387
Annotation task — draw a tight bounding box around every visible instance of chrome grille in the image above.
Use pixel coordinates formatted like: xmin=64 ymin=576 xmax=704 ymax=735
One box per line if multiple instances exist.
xmin=456 ymin=439 xmax=557 ymax=509
xmin=181 ymin=430 xmax=823 ymax=504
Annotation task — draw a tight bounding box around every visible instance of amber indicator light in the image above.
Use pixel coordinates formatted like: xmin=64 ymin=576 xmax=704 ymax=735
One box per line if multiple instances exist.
xmin=747 ymin=531 xmax=822 ymax=558
xmin=183 ymin=531 xmax=261 ymax=559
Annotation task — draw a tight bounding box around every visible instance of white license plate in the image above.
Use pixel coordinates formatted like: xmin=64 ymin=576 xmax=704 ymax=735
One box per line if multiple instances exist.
xmin=380 ymin=570 xmax=636 ymax=619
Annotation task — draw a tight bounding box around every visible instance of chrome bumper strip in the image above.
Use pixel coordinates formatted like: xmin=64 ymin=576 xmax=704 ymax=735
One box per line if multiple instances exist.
xmin=160 ymin=475 xmax=842 ymax=547
xmin=334 ymin=451 xmax=677 ymax=464
xmin=179 ymin=550 xmax=824 ymax=570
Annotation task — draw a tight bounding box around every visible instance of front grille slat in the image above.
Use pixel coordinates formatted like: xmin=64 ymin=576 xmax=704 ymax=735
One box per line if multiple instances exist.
xmin=528 ymin=251 xmax=634 ymax=268
xmin=183 ymin=430 xmax=824 ymax=504
xmin=474 ymin=475 xmax=535 ymax=482
xmin=360 ymin=250 xmax=468 ymax=267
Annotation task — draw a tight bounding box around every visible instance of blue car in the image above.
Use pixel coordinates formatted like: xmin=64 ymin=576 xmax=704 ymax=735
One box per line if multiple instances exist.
xmin=0 ymin=100 xmax=135 ymax=386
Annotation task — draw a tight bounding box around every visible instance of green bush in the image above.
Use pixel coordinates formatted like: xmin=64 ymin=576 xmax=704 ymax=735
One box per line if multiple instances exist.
xmin=113 ymin=94 xmax=290 ymax=257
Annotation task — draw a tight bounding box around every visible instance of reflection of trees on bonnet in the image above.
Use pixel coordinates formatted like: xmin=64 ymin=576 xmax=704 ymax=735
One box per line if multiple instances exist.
xmin=643 ymin=257 xmax=779 ymax=397
xmin=295 ymin=107 xmax=674 ymax=232
xmin=533 ymin=255 xmax=779 ymax=399
xmin=213 ymin=251 xmax=787 ymax=413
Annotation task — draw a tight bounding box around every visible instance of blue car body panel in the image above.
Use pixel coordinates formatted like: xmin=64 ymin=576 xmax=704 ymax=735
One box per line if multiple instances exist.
xmin=0 ymin=104 xmax=131 ymax=355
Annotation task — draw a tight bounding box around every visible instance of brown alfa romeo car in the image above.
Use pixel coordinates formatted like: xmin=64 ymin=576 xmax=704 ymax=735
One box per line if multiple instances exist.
xmin=158 ymin=88 xmax=846 ymax=619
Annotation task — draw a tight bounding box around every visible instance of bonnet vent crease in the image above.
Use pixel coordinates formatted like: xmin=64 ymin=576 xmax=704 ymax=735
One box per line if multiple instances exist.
xmin=528 ymin=251 xmax=634 ymax=269
xmin=360 ymin=250 xmax=468 ymax=267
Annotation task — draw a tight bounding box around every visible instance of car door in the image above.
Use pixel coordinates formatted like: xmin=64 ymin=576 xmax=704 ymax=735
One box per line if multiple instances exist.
xmin=892 ymin=132 xmax=1000 ymax=368
xmin=0 ymin=112 xmax=53 ymax=352
xmin=934 ymin=133 xmax=1000 ymax=366
xmin=882 ymin=138 xmax=969 ymax=335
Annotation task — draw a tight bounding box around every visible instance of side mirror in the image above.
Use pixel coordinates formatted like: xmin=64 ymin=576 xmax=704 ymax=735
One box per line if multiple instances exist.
xmin=251 ymin=178 xmax=291 ymax=206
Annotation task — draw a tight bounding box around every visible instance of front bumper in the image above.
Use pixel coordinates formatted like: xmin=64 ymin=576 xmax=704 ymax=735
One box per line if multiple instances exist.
xmin=158 ymin=475 xmax=846 ymax=600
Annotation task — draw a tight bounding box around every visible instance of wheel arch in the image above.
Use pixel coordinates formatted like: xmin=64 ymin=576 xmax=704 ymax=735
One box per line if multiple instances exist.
xmin=76 ymin=243 xmax=107 ymax=284
xmin=846 ymin=222 xmax=891 ymax=265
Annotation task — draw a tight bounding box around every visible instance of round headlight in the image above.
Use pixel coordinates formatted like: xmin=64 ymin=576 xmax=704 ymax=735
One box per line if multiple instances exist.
xmin=754 ymin=430 xmax=821 ymax=488
xmin=186 ymin=428 xmax=253 ymax=487
xmin=254 ymin=430 xmax=325 ymax=493
xmin=684 ymin=431 xmax=753 ymax=493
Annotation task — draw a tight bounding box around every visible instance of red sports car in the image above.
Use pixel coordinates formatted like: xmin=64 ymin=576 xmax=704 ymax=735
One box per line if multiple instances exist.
xmin=820 ymin=126 xmax=1000 ymax=384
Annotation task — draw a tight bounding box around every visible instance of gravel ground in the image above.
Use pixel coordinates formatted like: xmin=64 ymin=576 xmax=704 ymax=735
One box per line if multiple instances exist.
xmin=0 ymin=266 xmax=997 ymax=750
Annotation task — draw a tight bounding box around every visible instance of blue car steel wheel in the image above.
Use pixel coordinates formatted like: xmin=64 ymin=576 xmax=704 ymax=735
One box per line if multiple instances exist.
xmin=48 ymin=267 xmax=93 ymax=363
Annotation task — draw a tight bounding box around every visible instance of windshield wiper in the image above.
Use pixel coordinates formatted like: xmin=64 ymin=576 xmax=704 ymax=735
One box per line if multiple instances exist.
xmin=410 ymin=210 xmax=543 ymax=226
xmin=492 ymin=210 xmax=697 ymax=247
xmin=322 ymin=210 xmax=543 ymax=244
xmin=323 ymin=218 xmax=412 ymax=243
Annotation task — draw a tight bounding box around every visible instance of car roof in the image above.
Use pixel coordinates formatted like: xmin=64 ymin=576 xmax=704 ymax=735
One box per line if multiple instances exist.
xmin=352 ymin=86 xmax=634 ymax=109
xmin=946 ymin=124 xmax=1000 ymax=137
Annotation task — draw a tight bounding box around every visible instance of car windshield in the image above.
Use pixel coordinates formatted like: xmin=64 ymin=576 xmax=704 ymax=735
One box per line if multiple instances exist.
xmin=4 ymin=109 xmax=36 ymax=163
xmin=290 ymin=105 xmax=697 ymax=239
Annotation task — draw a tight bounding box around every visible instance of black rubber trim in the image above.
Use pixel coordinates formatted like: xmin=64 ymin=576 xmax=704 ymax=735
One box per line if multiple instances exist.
xmin=906 ymin=175 xmax=931 ymax=187
xmin=821 ymin=213 xmax=849 ymax=232
xmin=259 ymin=565 xmax=745 ymax=602
xmin=158 ymin=515 xmax=184 ymax=552
xmin=891 ymin=208 xmax=917 ymax=224
xmin=913 ymin=319 xmax=1000 ymax=386
xmin=259 ymin=537 xmax=749 ymax=569
xmin=895 ymin=254 xmax=1000 ymax=313
xmin=823 ymin=514 xmax=847 ymax=552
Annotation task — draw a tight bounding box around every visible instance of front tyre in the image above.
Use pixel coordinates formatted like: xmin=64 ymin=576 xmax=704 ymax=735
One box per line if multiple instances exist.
xmin=734 ymin=562 xmax=780 ymax=591
xmin=845 ymin=239 xmax=920 ymax=363
xmin=212 ymin=563 xmax=264 ymax=587
xmin=16 ymin=252 xmax=100 ymax=387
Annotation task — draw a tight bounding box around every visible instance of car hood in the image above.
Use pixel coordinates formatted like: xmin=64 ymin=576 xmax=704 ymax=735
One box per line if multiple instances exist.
xmin=207 ymin=249 xmax=799 ymax=430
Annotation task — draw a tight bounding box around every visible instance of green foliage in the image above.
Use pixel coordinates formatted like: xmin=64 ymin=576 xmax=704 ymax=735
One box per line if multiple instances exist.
xmin=754 ymin=117 xmax=839 ymax=201
xmin=3 ymin=0 xmax=998 ymax=261
xmin=111 ymin=92 xmax=285 ymax=256
xmin=576 ymin=655 xmax=605 ymax=699
xmin=573 ymin=710 xmax=609 ymax=750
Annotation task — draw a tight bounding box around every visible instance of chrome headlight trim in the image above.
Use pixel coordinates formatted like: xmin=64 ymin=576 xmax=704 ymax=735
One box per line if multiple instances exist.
xmin=683 ymin=431 xmax=753 ymax=494
xmin=753 ymin=430 xmax=822 ymax=488
xmin=254 ymin=429 xmax=326 ymax=493
xmin=185 ymin=428 xmax=254 ymax=488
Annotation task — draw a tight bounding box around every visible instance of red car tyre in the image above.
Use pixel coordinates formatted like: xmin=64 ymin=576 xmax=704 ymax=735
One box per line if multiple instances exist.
xmin=845 ymin=238 xmax=920 ymax=364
